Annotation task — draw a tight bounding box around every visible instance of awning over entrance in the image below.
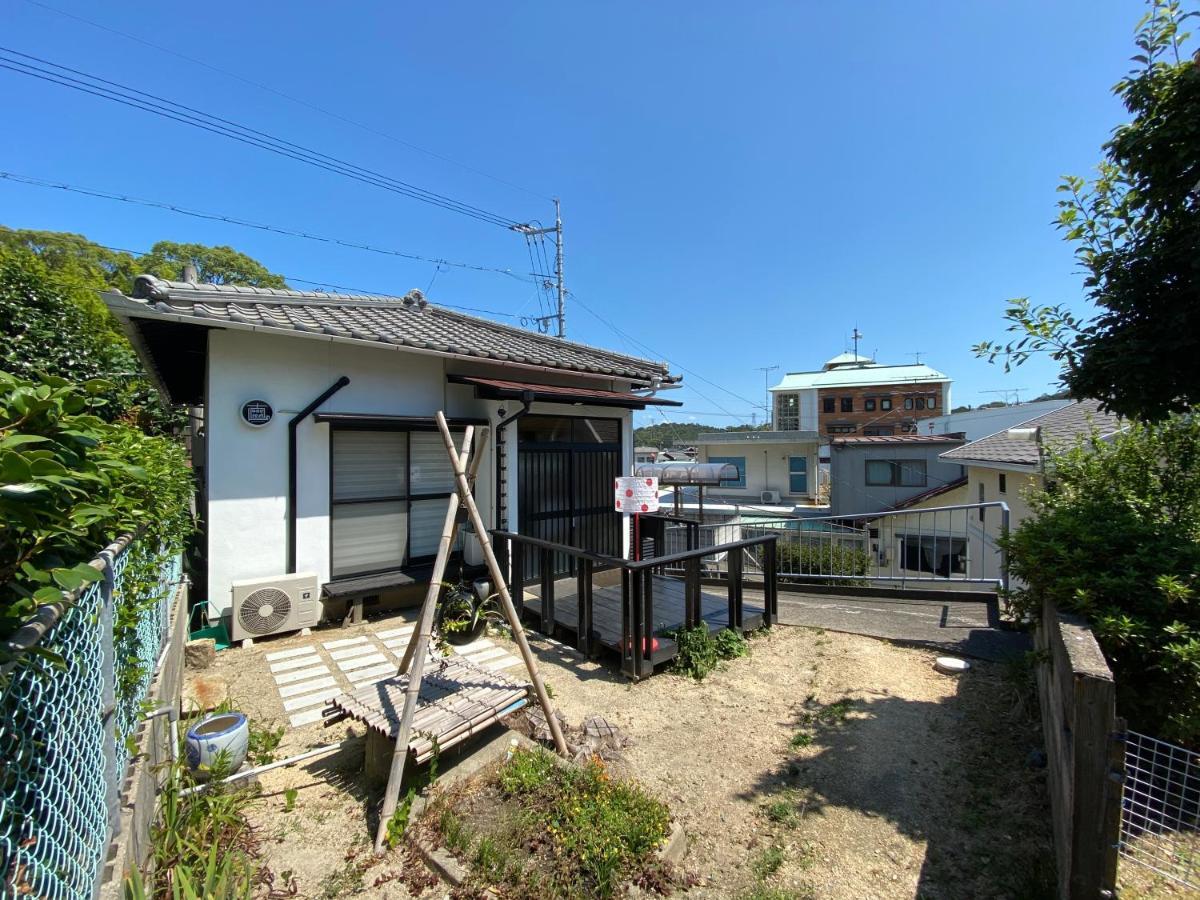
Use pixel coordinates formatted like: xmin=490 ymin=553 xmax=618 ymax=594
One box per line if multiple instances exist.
xmin=447 ymin=375 xmax=682 ymax=409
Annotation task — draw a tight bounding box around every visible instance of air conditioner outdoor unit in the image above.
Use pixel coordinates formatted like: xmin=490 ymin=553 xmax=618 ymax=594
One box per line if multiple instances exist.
xmin=230 ymin=572 xmax=320 ymax=642
xmin=760 ymin=490 xmax=781 ymax=504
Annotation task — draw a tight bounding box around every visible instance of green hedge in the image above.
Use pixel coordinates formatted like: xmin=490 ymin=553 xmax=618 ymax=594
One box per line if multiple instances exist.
xmin=775 ymin=540 xmax=870 ymax=586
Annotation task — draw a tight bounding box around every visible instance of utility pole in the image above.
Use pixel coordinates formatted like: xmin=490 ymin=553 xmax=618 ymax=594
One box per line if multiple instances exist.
xmin=511 ymin=198 xmax=566 ymax=338
xmin=755 ymin=365 xmax=779 ymax=427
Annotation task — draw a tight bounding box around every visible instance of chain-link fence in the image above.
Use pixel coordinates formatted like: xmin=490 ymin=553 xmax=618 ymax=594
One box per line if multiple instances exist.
xmin=0 ymin=535 xmax=181 ymax=900
xmin=1119 ymin=729 xmax=1200 ymax=891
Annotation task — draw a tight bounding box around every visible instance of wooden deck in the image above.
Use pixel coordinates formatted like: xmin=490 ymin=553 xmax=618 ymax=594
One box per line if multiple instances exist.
xmin=523 ymin=573 xmax=765 ymax=668
xmin=325 ymin=656 xmax=529 ymax=762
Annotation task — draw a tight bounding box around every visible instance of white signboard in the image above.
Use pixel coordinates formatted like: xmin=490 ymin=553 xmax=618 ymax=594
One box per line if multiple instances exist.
xmin=614 ymin=476 xmax=659 ymax=514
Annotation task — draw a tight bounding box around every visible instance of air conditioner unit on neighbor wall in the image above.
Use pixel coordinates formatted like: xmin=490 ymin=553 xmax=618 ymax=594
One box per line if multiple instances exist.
xmin=761 ymin=490 xmax=781 ymax=504
xmin=230 ymin=573 xmax=320 ymax=642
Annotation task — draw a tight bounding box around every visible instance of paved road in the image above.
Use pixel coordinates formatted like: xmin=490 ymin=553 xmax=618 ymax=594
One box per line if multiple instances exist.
xmin=753 ymin=590 xmax=1031 ymax=662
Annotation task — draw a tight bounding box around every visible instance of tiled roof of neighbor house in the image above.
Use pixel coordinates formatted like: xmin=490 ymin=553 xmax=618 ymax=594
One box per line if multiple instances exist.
xmin=940 ymin=399 xmax=1124 ymax=467
xmin=891 ymin=476 xmax=969 ymax=510
xmin=106 ymin=275 xmax=676 ymax=384
xmin=770 ymin=362 xmax=950 ymax=391
xmin=831 ymin=433 xmax=965 ymax=446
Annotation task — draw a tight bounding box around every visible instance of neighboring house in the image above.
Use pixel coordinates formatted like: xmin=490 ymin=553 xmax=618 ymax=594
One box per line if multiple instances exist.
xmin=634 ymin=446 xmax=660 ymax=464
xmin=694 ymin=430 xmax=821 ymax=512
xmin=829 ymin=433 xmax=967 ymax=517
xmin=770 ymin=352 xmax=952 ymax=438
xmin=939 ymin=398 xmax=1125 ymax=532
xmin=917 ymin=398 xmax=1073 ymax=441
xmin=103 ymin=275 xmax=680 ymax=625
xmin=657 ymin=448 xmax=695 ymax=462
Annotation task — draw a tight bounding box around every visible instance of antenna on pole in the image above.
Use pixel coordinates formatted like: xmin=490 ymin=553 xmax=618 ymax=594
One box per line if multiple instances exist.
xmin=511 ymin=198 xmax=566 ymax=338
xmin=755 ymin=365 xmax=779 ymax=426
xmin=981 ymin=388 xmax=1027 ymax=405
xmin=908 ymin=350 xmax=925 ymax=364
xmin=851 ymin=327 xmax=863 ymax=359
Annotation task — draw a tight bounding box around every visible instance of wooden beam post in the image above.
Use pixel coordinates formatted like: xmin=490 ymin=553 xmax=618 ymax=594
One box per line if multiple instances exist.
xmin=435 ymin=411 xmax=569 ymax=757
xmin=372 ymin=426 xmax=475 ymax=855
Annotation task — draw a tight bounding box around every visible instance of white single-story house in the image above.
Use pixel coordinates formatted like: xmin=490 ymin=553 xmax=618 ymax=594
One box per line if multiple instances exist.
xmin=103 ymin=274 xmax=681 ymax=626
xmin=693 ymin=430 xmax=822 ymax=514
xmin=828 ymin=433 xmax=967 ymax=517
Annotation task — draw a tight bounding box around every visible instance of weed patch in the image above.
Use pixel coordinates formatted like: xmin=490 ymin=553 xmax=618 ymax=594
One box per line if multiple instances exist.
xmin=431 ymin=747 xmax=680 ymax=898
xmin=670 ymin=626 xmax=749 ymax=680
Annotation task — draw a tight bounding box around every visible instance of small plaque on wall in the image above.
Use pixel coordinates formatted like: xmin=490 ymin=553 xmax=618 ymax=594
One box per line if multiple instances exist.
xmin=240 ymin=399 xmax=273 ymax=427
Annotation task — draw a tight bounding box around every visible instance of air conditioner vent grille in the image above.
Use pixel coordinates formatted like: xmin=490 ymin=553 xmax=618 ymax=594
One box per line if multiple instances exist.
xmin=238 ymin=587 xmax=292 ymax=635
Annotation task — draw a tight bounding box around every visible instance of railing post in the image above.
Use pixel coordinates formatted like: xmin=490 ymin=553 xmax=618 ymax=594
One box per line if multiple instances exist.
xmin=727 ymin=548 xmax=743 ymax=631
xmin=576 ymin=559 xmax=592 ymax=656
xmin=629 ymin=569 xmax=644 ymax=679
xmin=763 ymin=537 xmax=777 ymax=627
xmin=685 ymin=555 xmax=701 ymax=629
xmin=97 ymin=550 xmax=120 ymax=838
xmin=621 ymin=568 xmax=632 ymax=677
xmin=1000 ymin=504 xmax=1010 ymax=593
xmin=642 ymin=569 xmax=655 ymax=670
xmin=539 ymin=548 xmax=555 ymax=636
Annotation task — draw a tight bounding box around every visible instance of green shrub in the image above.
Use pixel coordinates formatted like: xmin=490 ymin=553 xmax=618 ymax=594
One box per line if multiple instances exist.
xmin=670 ymin=625 xmax=748 ymax=680
xmin=492 ymin=747 xmax=672 ymax=898
xmin=0 ymin=370 xmax=193 ymax=642
xmin=1004 ymin=416 xmax=1200 ymax=745
xmin=775 ymin=540 xmax=870 ymax=585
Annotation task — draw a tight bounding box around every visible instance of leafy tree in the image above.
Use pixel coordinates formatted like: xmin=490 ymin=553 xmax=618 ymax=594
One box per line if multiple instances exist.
xmin=1003 ymin=417 xmax=1200 ymax=745
xmin=0 ymin=226 xmax=139 ymax=292
xmin=976 ymin=0 xmax=1200 ymax=420
xmin=633 ymin=421 xmax=767 ymax=448
xmin=137 ymin=241 xmax=288 ymax=287
xmin=0 ymin=371 xmax=193 ymax=643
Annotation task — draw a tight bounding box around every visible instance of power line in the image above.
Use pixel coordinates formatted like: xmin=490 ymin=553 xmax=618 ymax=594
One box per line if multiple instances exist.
xmin=18 ymin=0 xmax=552 ymax=202
xmin=0 ymin=47 xmax=522 ymax=229
xmin=568 ymin=292 xmax=755 ymax=423
xmin=0 ymin=171 xmax=535 ymax=283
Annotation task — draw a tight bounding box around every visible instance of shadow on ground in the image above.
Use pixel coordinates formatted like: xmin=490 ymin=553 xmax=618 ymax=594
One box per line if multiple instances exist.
xmin=739 ymin=659 xmax=1056 ymax=900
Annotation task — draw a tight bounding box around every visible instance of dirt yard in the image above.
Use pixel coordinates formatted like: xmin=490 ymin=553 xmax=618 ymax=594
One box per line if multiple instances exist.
xmin=201 ymin=620 xmax=1054 ymax=899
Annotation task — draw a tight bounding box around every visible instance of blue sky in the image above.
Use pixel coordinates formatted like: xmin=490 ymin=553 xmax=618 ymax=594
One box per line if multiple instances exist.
xmin=1 ymin=1 xmax=1141 ymax=427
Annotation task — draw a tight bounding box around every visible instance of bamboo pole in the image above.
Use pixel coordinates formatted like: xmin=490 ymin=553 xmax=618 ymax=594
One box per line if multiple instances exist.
xmin=372 ymin=426 xmax=475 ymax=855
xmin=396 ymin=428 xmax=490 ymax=673
xmin=435 ymin=410 xmax=569 ymax=757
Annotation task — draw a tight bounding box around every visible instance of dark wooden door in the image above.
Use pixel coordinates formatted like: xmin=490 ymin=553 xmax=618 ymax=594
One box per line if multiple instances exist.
xmin=517 ymin=415 xmax=621 ymax=580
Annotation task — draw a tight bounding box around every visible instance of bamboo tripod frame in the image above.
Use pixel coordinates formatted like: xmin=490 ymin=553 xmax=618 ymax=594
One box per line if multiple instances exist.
xmin=372 ymin=413 xmax=568 ymax=853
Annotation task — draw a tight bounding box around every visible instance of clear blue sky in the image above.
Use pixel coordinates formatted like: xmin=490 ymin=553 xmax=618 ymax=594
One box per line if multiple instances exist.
xmin=1 ymin=1 xmax=1141 ymax=427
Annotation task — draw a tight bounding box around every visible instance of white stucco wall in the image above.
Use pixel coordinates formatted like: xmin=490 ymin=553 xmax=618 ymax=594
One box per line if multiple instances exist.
xmin=203 ymin=329 xmax=635 ymax=619
xmin=205 ymin=330 xmax=492 ymax=618
xmin=697 ymin=439 xmax=819 ymax=501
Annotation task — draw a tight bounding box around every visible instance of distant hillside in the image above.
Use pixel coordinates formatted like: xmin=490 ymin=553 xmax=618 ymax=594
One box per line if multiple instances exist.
xmin=633 ymin=422 xmax=767 ymax=448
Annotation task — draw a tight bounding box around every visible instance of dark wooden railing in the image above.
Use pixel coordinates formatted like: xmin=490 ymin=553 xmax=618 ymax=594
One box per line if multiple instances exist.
xmin=491 ymin=527 xmax=778 ymax=679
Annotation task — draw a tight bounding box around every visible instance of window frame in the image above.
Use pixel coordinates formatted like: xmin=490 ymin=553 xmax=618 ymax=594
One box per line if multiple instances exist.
xmin=864 ymin=458 xmax=928 ymax=487
xmin=840 ymin=397 xmax=854 ymax=413
xmin=864 ymin=398 xmax=876 ymax=412
xmin=787 ymin=455 xmax=808 ymax=494
xmin=904 ymin=397 xmax=914 ymax=410
xmin=998 ymin=473 xmax=1007 ymax=494
xmin=880 ymin=397 xmax=893 ymax=411
xmin=708 ymin=455 xmax=747 ymax=488
xmin=329 ymin=424 xmax=467 ymax=579
xmin=822 ymin=396 xmax=836 ymax=414
xmin=776 ymin=392 xmax=800 ymax=431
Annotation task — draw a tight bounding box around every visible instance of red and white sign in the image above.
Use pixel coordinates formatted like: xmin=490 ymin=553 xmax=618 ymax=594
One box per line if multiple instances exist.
xmin=614 ymin=475 xmax=659 ymax=514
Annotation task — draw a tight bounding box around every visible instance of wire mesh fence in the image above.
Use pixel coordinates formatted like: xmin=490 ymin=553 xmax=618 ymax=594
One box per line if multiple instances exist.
xmin=0 ymin=536 xmax=181 ymax=900
xmin=1119 ymin=729 xmax=1200 ymax=891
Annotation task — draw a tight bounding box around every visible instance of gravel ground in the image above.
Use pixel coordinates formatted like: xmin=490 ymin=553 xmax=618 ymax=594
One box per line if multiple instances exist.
xmin=196 ymin=618 xmax=1053 ymax=899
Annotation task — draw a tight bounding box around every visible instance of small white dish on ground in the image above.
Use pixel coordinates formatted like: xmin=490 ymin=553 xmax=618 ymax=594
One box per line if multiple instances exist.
xmin=935 ymin=656 xmax=971 ymax=675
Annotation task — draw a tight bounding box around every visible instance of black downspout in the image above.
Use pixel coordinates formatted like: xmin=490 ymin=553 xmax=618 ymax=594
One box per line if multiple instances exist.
xmin=493 ymin=391 xmax=535 ymax=536
xmin=287 ymin=376 xmax=351 ymax=573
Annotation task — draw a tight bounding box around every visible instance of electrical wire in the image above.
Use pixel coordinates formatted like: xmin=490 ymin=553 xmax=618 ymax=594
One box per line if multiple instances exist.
xmin=0 ymin=171 xmax=535 ymax=284
xmin=0 ymin=47 xmax=522 ymax=228
xmin=17 ymin=0 xmax=552 ymax=202
xmin=568 ymin=291 xmax=755 ymax=423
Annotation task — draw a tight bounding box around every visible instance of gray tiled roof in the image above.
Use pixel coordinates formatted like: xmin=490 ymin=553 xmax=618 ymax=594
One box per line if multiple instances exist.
xmin=108 ymin=275 xmax=675 ymax=384
xmin=940 ymin=399 xmax=1123 ymax=467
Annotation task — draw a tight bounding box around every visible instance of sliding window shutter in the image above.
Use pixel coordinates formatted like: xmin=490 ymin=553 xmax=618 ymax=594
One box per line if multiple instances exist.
xmin=409 ymin=431 xmax=461 ymax=496
xmin=331 ymin=431 xmax=407 ymax=576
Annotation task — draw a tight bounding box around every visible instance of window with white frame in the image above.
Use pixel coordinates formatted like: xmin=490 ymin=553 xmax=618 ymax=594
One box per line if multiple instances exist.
xmin=775 ymin=393 xmax=800 ymax=430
